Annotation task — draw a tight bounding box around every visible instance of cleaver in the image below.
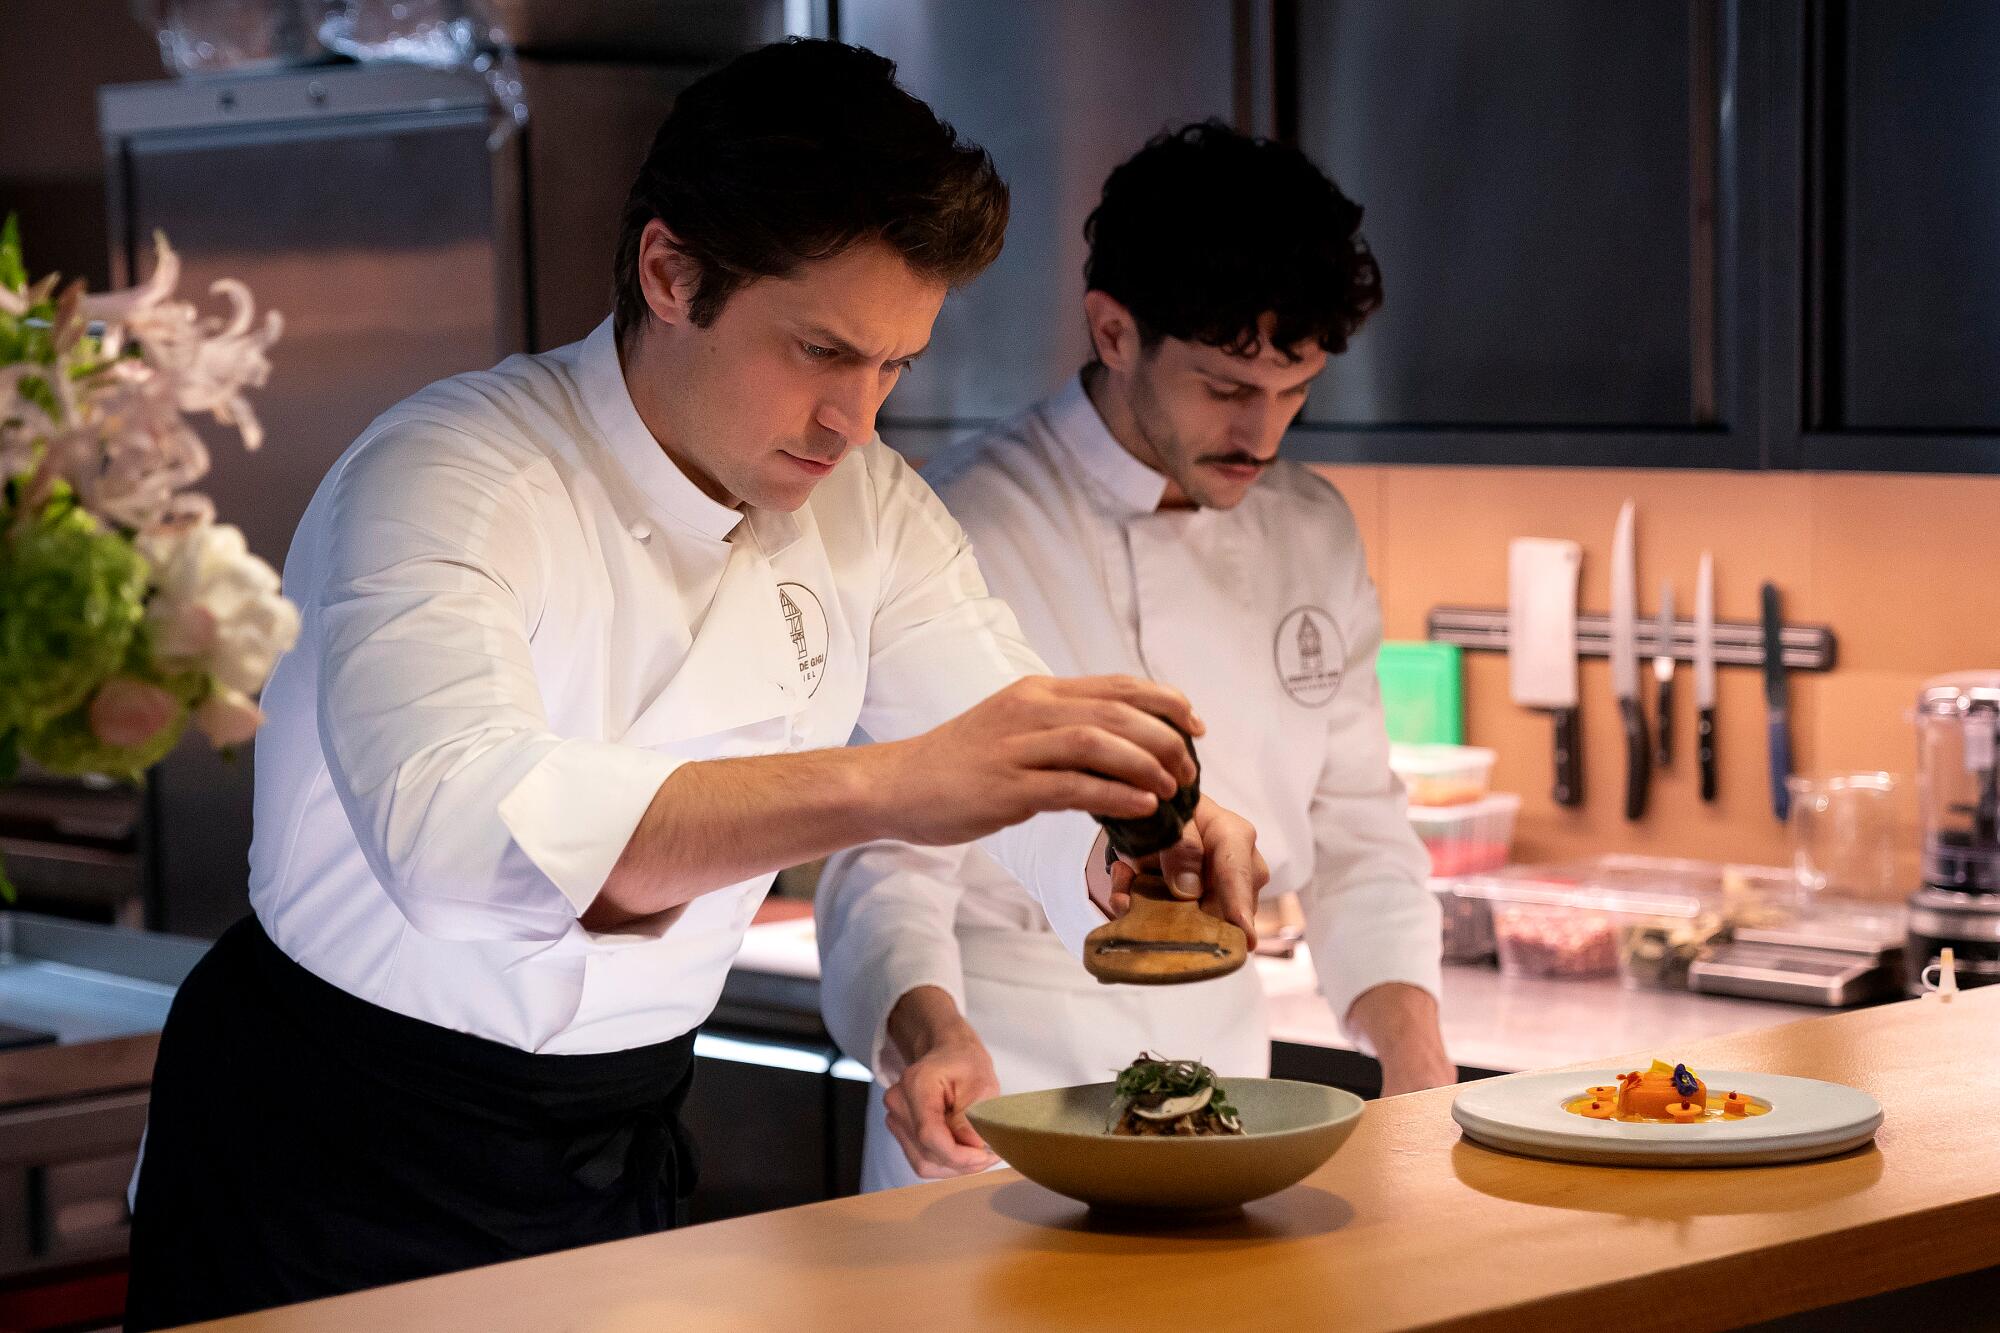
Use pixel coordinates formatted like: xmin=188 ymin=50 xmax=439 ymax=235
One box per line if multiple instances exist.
xmin=1509 ymin=538 xmax=1584 ymax=807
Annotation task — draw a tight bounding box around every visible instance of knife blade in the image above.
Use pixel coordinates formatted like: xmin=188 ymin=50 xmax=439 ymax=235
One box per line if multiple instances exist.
xmin=1695 ymin=553 xmax=1717 ymax=801
xmin=1762 ymin=581 xmax=1793 ymax=823
xmin=1610 ymin=500 xmax=1650 ymax=819
xmin=1653 ymin=580 xmax=1676 ymax=768
xmin=1508 ymin=538 xmax=1584 ymax=806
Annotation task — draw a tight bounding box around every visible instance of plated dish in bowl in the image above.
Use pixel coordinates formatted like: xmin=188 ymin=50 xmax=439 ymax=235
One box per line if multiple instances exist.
xmin=968 ymin=1055 xmax=1363 ymax=1214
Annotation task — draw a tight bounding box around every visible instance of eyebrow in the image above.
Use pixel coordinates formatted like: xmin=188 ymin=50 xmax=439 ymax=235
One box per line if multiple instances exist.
xmin=1200 ymin=368 xmax=1319 ymax=394
xmin=801 ymin=326 xmax=931 ymax=366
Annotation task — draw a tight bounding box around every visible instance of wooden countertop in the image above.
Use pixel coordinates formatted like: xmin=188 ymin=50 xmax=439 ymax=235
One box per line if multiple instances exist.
xmin=191 ymin=988 xmax=2000 ymax=1333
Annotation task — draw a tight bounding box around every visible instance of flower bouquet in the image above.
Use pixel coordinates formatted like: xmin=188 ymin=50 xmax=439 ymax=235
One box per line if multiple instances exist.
xmin=0 ymin=217 xmax=298 ymax=899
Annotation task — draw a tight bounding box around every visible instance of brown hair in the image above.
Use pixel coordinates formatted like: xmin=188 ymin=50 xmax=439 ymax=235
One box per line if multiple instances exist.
xmin=613 ymin=39 xmax=1009 ymax=342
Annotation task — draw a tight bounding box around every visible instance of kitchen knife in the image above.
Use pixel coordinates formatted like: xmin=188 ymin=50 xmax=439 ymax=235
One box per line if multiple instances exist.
xmin=1508 ymin=538 xmax=1584 ymax=806
xmin=1762 ymin=581 xmax=1793 ymax=823
xmin=1610 ymin=501 xmax=1650 ymax=820
xmin=1653 ymin=580 xmax=1676 ymax=768
xmin=1695 ymin=552 xmax=1718 ymax=801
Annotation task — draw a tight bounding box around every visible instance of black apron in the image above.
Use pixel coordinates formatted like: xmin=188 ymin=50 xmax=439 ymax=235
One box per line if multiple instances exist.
xmin=125 ymin=917 xmax=698 ymax=1331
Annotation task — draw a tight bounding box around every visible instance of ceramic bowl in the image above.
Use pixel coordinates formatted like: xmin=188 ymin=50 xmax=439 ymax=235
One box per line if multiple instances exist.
xmin=967 ymin=1077 xmax=1364 ymax=1214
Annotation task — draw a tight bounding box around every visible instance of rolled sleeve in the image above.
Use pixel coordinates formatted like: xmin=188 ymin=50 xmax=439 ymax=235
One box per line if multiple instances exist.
xmin=313 ymin=421 xmax=673 ymax=942
xmin=497 ymin=739 xmax=683 ymax=916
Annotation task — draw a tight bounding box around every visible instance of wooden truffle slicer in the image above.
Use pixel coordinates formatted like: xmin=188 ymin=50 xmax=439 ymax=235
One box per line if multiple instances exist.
xmin=1083 ymin=872 xmax=1248 ymax=986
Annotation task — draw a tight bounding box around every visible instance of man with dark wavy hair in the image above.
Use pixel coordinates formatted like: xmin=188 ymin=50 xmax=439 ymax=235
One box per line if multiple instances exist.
xmin=819 ymin=122 xmax=1453 ymax=1190
xmin=125 ymin=49 xmax=1268 ymax=1327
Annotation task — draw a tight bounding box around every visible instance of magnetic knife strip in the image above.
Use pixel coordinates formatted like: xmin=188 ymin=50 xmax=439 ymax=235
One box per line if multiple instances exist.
xmin=1426 ymin=606 xmax=1837 ymax=671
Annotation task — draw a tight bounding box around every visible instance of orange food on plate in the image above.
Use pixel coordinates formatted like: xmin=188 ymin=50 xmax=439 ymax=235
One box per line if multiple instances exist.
xmin=1562 ymin=1061 xmax=1773 ymax=1123
xmin=1616 ymin=1060 xmax=1707 ymax=1119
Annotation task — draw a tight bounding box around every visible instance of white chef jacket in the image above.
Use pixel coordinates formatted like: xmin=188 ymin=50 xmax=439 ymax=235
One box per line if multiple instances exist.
xmin=818 ymin=375 xmax=1441 ymax=1095
xmin=245 ymin=317 xmax=1103 ymax=1055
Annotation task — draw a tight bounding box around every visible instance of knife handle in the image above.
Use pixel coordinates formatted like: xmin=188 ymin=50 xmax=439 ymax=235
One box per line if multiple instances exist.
xmin=1655 ymin=676 xmax=1673 ymax=767
xmin=1621 ymin=695 xmax=1651 ymax=820
xmin=1698 ymin=706 xmax=1717 ymax=802
xmin=1552 ymin=707 xmax=1582 ymax=807
xmin=1768 ymin=709 xmax=1793 ymax=823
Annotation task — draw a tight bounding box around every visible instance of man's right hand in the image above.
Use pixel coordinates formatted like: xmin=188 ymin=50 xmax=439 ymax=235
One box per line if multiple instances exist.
xmin=883 ymin=986 xmax=1003 ymax=1180
xmin=870 ymin=675 xmax=1202 ymax=848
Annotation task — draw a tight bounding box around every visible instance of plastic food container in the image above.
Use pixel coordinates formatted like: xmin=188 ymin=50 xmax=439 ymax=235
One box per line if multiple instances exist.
xmin=1390 ymin=743 xmax=1497 ymax=807
xmin=1433 ymin=878 xmax=1496 ymax=963
xmin=1408 ymin=792 xmax=1519 ymax=877
xmin=1453 ymin=868 xmax=1713 ymax=981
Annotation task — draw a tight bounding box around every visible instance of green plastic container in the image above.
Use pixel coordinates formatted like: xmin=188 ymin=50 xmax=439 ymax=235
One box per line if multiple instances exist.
xmin=1377 ymin=641 xmax=1463 ymax=745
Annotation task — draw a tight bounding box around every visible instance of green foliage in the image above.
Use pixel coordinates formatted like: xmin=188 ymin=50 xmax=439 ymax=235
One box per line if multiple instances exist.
xmin=0 ymin=486 xmax=150 ymax=738
xmin=0 ymin=213 xmax=25 ymax=292
xmin=23 ymin=693 xmax=189 ymax=782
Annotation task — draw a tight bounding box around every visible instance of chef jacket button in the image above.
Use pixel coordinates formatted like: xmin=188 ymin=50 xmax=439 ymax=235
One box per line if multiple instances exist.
xmin=628 ymin=520 xmax=651 ymax=542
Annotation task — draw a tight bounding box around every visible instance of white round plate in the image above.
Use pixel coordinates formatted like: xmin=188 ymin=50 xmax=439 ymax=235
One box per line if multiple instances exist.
xmin=1451 ymin=1069 xmax=1884 ymax=1167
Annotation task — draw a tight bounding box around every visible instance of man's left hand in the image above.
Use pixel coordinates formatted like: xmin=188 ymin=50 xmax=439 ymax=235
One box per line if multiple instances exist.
xmin=1094 ymin=795 xmax=1268 ymax=949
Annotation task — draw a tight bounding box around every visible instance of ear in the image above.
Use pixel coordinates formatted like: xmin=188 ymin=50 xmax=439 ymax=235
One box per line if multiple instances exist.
xmin=1082 ymin=289 xmax=1144 ymax=373
xmin=638 ymin=220 xmax=703 ymax=327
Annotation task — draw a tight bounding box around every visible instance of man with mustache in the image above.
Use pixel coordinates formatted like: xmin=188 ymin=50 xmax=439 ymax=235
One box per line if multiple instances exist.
xmin=817 ymin=122 xmax=1454 ymax=1188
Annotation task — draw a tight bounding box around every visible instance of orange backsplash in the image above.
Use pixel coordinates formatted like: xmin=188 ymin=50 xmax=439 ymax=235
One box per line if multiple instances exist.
xmin=1314 ymin=465 xmax=2000 ymax=898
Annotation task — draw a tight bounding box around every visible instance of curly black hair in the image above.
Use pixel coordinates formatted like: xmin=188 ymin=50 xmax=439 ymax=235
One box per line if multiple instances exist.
xmin=1083 ymin=121 xmax=1381 ymax=362
xmin=613 ymin=39 xmax=1009 ymax=342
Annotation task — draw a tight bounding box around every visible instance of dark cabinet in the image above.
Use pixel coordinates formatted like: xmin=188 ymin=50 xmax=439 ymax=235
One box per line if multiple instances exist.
xmin=1297 ymin=1 xmax=1706 ymax=430
xmin=1282 ymin=0 xmax=1766 ymax=469
xmin=1782 ymin=0 xmax=2000 ymax=470
xmin=1296 ymin=0 xmax=1704 ymax=426
xmin=681 ymin=1034 xmax=868 ymax=1223
xmin=835 ymin=1 xmax=1998 ymax=474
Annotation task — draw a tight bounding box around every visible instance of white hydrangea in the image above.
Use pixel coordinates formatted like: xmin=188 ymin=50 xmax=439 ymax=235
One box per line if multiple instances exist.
xmin=142 ymin=519 xmax=300 ymax=701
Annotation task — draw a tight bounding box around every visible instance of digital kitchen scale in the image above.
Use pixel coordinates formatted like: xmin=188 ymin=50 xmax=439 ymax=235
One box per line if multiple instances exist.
xmin=1688 ymin=941 xmax=1897 ymax=1007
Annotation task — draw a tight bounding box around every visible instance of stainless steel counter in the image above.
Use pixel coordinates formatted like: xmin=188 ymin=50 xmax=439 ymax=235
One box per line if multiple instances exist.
xmin=729 ymin=913 xmax=1809 ymax=1077
xmin=0 ymin=914 xmax=203 ymax=1046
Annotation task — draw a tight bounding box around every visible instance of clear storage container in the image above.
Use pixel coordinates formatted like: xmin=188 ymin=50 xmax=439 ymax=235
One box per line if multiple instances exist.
xmin=1408 ymin=792 xmax=1519 ymax=877
xmin=1453 ymin=863 xmax=1727 ymax=983
xmin=1433 ymin=877 xmax=1496 ymax=963
xmin=1391 ymin=743 xmax=1497 ymax=807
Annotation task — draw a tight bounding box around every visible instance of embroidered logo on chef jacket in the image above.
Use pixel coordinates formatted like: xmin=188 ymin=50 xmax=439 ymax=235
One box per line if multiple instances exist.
xmin=777 ymin=583 xmax=828 ymax=697
xmin=1274 ymin=605 xmax=1345 ymax=706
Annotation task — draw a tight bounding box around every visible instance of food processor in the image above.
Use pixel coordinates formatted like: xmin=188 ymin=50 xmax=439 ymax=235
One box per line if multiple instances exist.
xmin=1906 ymin=671 xmax=2000 ymax=994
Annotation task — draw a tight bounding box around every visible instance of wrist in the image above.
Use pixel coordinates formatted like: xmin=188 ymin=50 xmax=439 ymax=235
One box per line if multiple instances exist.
xmin=886 ymin=984 xmax=971 ymax=1065
xmin=1344 ymin=982 xmax=1444 ymax=1050
xmin=839 ymin=740 xmax=911 ymax=844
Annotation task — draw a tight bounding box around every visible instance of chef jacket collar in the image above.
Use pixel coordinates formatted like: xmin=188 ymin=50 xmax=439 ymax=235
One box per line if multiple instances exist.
xmin=1044 ymin=373 xmax=1170 ymax=519
xmin=578 ymin=317 xmax=801 ymax=554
